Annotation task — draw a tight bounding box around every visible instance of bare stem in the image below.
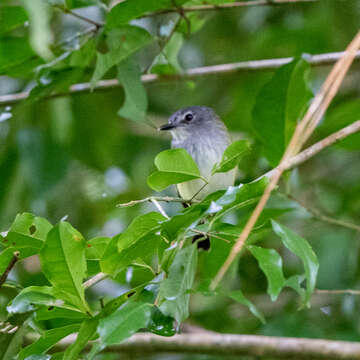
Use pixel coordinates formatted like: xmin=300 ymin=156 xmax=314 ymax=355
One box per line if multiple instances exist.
xmin=83 ymin=272 xmax=108 ymax=289
xmin=0 ymin=251 xmax=20 ymax=288
xmin=315 ymin=289 xmax=360 ymax=296
xmin=117 ymin=196 xmax=194 ymax=208
xmin=2 ymin=50 xmax=360 ymax=106
xmin=54 ymin=5 xmax=103 ymax=28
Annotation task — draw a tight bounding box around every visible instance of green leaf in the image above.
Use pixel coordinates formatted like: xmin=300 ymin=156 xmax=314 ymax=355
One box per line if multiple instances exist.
xmin=252 ymin=58 xmax=312 ymax=166
xmin=39 ymin=222 xmax=89 ymax=313
xmin=0 ymin=323 xmax=28 ymax=360
xmin=147 ymin=307 xmax=175 ymax=336
xmin=147 ymin=148 xmax=202 ymax=192
xmin=18 ymin=324 xmax=80 ymax=360
xmin=100 ymin=212 xmax=165 ymax=276
xmin=98 ymin=301 xmax=152 ymax=346
xmin=0 ymin=6 xmax=28 ymax=35
xmin=36 ymin=307 xmax=89 ymax=321
xmin=0 ymin=213 xmax=52 ymax=272
xmin=319 ymin=99 xmax=360 ymax=150
xmin=150 ymin=32 xmax=184 ymax=75
xmin=69 ymin=38 xmax=96 ymax=68
xmin=210 ymin=177 xmax=268 ymax=223
xmin=106 ymin=0 xmax=187 ymax=30
xmin=63 ymin=318 xmax=98 ymax=360
xmin=21 ymin=0 xmax=53 ymax=60
xmin=248 ymin=246 xmax=286 ymax=301
xmin=272 ymin=221 xmax=319 ymax=307
xmin=91 ymin=26 xmax=153 ymax=86
xmin=158 ymin=244 xmax=198 ymax=323
xmin=117 ymin=57 xmax=148 ymax=123
xmin=212 ymin=140 xmax=251 ymax=174
xmin=7 ymin=286 xmax=58 ymax=314
xmin=86 ymin=237 xmax=111 ymax=260
xmin=0 ymin=37 xmax=34 ymax=75
xmin=227 ymin=289 xmax=265 ymax=323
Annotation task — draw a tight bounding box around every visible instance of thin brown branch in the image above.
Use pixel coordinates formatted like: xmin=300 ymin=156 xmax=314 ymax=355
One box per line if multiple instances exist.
xmin=54 ymin=5 xmax=103 ymax=29
xmin=285 ymin=193 xmax=360 ymax=232
xmin=48 ymin=332 xmax=360 ymax=359
xmin=1 ymin=50 xmax=360 ymax=106
xmin=211 ymin=31 xmax=360 ymax=291
xmin=148 ymin=0 xmax=316 ymax=17
xmin=0 ymin=251 xmax=20 ymax=288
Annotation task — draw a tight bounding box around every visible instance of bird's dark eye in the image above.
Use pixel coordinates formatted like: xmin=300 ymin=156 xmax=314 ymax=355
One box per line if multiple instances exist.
xmin=184 ymin=113 xmax=193 ymax=122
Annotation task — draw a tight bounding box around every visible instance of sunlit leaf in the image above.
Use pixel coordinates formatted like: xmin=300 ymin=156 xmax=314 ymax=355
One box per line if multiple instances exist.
xmin=248 ymin=245 xmax=286 ymax=301
xmin=212 ymin=140 xmax=251 ymax=174
xmin=252 ymin=58 xmax=312 ymax=166
xmin=39 ymin=222 xmax=90 ymax=313
xmin=117 ymin=57 xmax=148 ymax=123
xmin=272 ymin=221 xmax=319 ymax=307
xmin=18 ymin=324 xmax=80 ymax=360
xmin=98 ymin=301 xmax=152 ymax=346
xmin=147 ymin=148 xmax=202 ymax=191
xmin=159 ymin=244 xmax=198 ymax=323
xmin=63 ymin=318 xmax=98 ymax=360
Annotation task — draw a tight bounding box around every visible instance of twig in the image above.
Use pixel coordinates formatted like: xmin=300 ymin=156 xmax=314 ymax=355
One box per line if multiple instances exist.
xmin=191 ymin=229 xmax=230 ymax=243
xmin=83 ymin=272 xmax=108 ymax=289
xmin=147 ymin=0 xmax=316 ymax=17
xmin=211 ymin=31 xmax=360 ymax=291
xmin=47 ymin=332 xmax=360 ymax=359
xmin=285 ymin=193 xmax=360 ymax=232
xmin=117 ymin=196 xmax=193 ymax=208
xmin=150 ymin=199 xmax=170 ymax=219
xmin=54 ymin=5 xmax=103 ymax=29
xmin=315 ymin=289 xmax=360 ymax=296
xmin=0 ymin=251 xmax=20 ymax=288
xmin=2 ymin=50 xmax=360 ymax=106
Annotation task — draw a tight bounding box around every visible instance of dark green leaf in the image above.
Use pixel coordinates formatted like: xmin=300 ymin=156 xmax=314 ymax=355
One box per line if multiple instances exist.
xmin=147 ymin=148 xmax=202 ymax=191
xmin=147 ymin=307 xmax=175 ymax=336
xmin=0 ymin=6 xmax=28 ymax=34
xmin=0 ymin=37 xmax=34 ymax=75
xmin=252 ymin=58 xmax=312 ymax=166
xmin=272 ymin=221 xmax=319 ymax=306
xmin=117 ymin=57 xmax=148 ymax=123
xmin=18 ymin=324 xmax=80 ymax=360
xmin=248 ymin=246 xmax=286 ymax=301
xmin=39 ymin=222 xmax=89 ymax=313
xmin=106 ymin=0 xmax=187 ymax=30
xmin=0 ymin=323 xmax=28 ymax=360
xmin=212 ymin=140 xmax=251 ymax=174
xmin=100 ymin=212 xmax=165 ymax=276
xmin=98 ymin=301 xmax=152 ymax=346
xmin=91 ymin=26 xmax=153 ymax=86
xmin=36 ymin=307 xmax=89 ymax=321
xmin=227 ymin=289 xmax=265 ymax=323
xmin=63 ymin=318 xmax=98 ymax=360
xmin=159 ymin=244 xmax=198 ymax=323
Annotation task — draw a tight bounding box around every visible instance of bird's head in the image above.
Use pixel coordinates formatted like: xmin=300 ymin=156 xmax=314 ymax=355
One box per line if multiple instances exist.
xmin=159 ymin=106 xmax=221 ymax=141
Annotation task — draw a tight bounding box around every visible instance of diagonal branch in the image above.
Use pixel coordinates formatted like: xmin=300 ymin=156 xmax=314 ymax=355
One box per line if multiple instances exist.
xmin=1 ymin=50 xmax=360 ymax=107
xmin=211 ymin=31 xmax=360 ymax=291
xmin=0 ymin=251 xmax=20 ymax=288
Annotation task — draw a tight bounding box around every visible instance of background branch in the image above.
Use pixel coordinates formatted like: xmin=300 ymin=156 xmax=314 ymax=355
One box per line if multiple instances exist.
xmin=0 ymin=251 xmax=20 ymax=288
xmin=1 ymin=50 xmax=360 ymax=106
xmin=49 ymin=332 xmax=360 ymax=359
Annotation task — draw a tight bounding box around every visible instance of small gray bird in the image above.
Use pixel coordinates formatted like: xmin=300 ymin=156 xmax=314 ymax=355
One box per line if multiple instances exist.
xmin=159 ymin=106 xmax=236 ymax=201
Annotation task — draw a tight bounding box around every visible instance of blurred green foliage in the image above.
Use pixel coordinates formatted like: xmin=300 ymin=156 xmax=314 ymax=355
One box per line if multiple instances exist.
xmin=1 ymin=0 xmax=360 ymax=359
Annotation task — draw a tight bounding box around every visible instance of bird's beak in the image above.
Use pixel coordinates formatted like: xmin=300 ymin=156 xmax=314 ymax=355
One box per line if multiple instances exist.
xmin=158 ymin=123 xmax=176 ymax=131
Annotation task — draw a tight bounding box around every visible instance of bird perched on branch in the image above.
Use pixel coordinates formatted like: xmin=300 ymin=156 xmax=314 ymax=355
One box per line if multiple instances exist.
xmin=159 ymin=106 xmax=236 ymax=249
